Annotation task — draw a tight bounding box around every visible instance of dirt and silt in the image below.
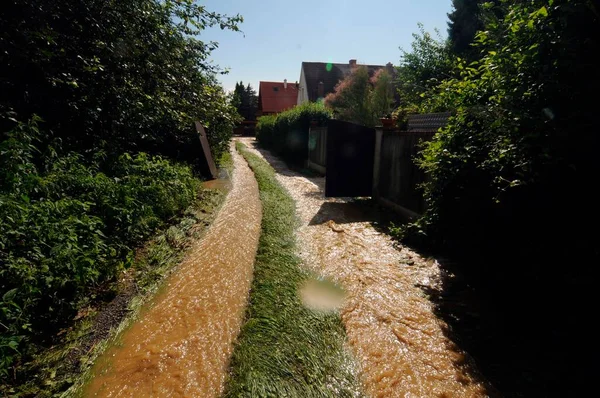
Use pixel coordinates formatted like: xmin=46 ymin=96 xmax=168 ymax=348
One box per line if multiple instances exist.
xmin=85 ymin=139 xmax=491 ymax=397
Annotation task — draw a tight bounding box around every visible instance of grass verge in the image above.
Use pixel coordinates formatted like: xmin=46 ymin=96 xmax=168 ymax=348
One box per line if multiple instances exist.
xmin=5 ymin=188 xmax=225 ymax=398
xmin=218 ymin=149 xmax=234 ymax=174
xmin=225 ymin=142 xmax=362 ymax=398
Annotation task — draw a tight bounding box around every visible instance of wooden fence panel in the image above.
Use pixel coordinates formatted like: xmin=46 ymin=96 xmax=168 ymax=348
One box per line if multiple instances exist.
xmin=308 ymin=126 xmax=327 ymax=173
xmin=378 ymin=131 xmax=434 ymax=215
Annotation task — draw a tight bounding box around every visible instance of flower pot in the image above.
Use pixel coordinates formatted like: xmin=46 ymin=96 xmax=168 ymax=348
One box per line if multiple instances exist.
xmin=380 ymin=118 xmax=395 ymax=128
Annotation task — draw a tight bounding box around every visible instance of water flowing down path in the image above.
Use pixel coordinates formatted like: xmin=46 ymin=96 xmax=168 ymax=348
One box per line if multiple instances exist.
xmin=85 ymin=147 xmax=261 ymax=397
xmin=239 ymin=138 xmax=493 ymax=398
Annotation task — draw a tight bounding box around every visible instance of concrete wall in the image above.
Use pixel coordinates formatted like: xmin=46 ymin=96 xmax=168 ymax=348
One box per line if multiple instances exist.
xmin=297 ymin=68 xmax=309 ymax=105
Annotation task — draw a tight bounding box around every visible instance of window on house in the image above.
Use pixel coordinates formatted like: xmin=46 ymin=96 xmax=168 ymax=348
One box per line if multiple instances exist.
xmin=273 ymin=87 xmax=279 ymax=92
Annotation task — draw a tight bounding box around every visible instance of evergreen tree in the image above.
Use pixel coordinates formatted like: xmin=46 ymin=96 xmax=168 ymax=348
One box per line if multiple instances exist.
xmin=245 ymin=83 xmax=258 ymax=120
xmin=232 ymin=81 xmax=258 ymax=121
xmin=447 ymin=0 xmax=501 ymax=58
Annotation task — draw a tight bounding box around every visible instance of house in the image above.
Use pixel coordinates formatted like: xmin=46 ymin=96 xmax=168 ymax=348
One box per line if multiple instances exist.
xmin=257 ymin=80 xmax=299 ymax=117
xmin=297 ymin=59 xmax=395 ymax=105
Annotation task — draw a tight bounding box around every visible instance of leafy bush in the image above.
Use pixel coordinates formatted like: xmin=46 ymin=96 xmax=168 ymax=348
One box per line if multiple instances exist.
xmin=407 ymin=0 xmax=599 ymax=271
xmin=0 ymin=0 xmax=241 ymax=167
xmin=324 ymin=67 xmax=394 ymax=127
xmin=394 ymin=23 xmax=454 ymax=112
xmin=255 ymin=115 xmax=278 ymax=148
xmin=0 ymin=118 xmax=201 ymax=377
xmin=0 ymin=0 xmax=242 ymax=387
xmin=256 ymin=102 xmax=331 ymax=164
xmin=391 ymin=104 xmax=420 ymax=129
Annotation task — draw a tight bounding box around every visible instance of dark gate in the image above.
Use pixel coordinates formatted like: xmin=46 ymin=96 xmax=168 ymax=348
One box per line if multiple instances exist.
xmin=325 ymin=120 xmax=375 ymax=197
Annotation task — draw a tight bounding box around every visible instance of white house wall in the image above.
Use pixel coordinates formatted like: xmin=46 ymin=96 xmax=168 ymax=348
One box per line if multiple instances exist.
xmin=297 ymin=67 xmax=309 ymax=105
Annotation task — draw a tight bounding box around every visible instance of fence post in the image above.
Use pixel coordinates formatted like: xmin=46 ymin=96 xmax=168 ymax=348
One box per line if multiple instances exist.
xmin=194 ymin=121 xmax=218 ymax=179
xmin=306 ymin=124 xmax=313 ymax=169
xmin=372 ymin=127 xmax=383 ymax=198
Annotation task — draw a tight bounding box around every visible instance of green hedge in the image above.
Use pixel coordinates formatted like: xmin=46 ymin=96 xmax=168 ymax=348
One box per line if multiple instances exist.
xmin=256 ymin=102 xmax=331 ymax=164
xmin=0 ymin=118 xmax=201 ymax=376
xmin=404 ymin=1 xmax=599 ymax=264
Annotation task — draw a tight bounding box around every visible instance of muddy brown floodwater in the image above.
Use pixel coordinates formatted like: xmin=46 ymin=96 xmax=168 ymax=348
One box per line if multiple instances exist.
xmin=239 ymin=138 xmax=493 ymax=398
xmin=84 ymin=147 xmax=261 ymax=397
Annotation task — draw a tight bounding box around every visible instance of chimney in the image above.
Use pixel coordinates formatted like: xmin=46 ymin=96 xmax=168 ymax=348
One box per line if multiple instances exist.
xmin=349 ymin=59 xmax=357 ymax=68
xmin=386 ymin=62 xmax=394 ymax=75
xmin=284 ymin=79 xmax=288 ymax=89
xmin=317 ymin=81 xmax=324 ymax=98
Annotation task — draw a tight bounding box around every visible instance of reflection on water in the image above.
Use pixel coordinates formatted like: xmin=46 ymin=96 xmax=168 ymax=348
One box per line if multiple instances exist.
xmin=84 ymin=147 xmax=261 ymax=397
xmin=240 ymin=138 xmax=492 ymax=398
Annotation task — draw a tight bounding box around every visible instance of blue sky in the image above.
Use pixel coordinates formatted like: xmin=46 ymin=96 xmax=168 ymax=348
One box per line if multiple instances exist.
xmin=199 ymin=0 xmax=453 ymax=92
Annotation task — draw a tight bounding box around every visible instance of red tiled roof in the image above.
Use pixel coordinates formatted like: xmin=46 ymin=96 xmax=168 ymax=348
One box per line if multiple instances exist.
xmin=258 ymin=81 xmax=298 ymax=114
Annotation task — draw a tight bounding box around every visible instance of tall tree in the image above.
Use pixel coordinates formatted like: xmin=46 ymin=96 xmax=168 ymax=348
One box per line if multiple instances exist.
xmin=232 ymin=81 xmax=258 ymax=121
xmin=232 ymin=81 xmax=244 ymax=107
xmin=0 ymin=0 xmax=242 ymax=161
xmin=447 ymin=0 xmax=501 ymax=58
xmin=244 ymin=83 xmax=258 ymax=120
xmin=396 ymin=24 xmax=453 ymax=110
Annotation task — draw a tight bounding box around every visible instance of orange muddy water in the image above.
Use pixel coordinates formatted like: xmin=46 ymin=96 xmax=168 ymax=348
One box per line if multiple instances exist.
xmin=201 ymin=177 xmax=232 ymax=193
xmin=240 ymin=138 xmax=493 ymax=398
xmin=84 ymin=148 xmax=261 ymax=397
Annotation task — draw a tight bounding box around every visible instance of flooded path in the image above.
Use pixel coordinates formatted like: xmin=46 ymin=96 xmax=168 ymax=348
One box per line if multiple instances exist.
xmin=85 ymin=147 xmax=261 ymax=397
xmin=239 ymin=138 xmax=492 ymax=398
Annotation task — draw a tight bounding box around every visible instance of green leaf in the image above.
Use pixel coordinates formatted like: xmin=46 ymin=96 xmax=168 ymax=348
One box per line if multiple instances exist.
xmin=8 ymin=340 xmax=20 ymax=350
xmin=2 ymin=288 xmax=18 ymax=302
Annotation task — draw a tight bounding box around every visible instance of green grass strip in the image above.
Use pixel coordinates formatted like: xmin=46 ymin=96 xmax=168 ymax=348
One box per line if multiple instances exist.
xmin=225 ymin=142 xmax=362 ymax=398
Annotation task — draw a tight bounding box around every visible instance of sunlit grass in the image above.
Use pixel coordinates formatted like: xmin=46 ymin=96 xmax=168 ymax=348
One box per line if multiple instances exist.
xmin=225 ymin=142 xmax=362 ymax=397
xmin=218 ymin=150 xmax=234 ymax=173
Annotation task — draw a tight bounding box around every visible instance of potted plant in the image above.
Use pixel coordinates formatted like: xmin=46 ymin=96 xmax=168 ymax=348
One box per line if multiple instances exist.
xmin=380 ymin=113 xmax=395 ymax=128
